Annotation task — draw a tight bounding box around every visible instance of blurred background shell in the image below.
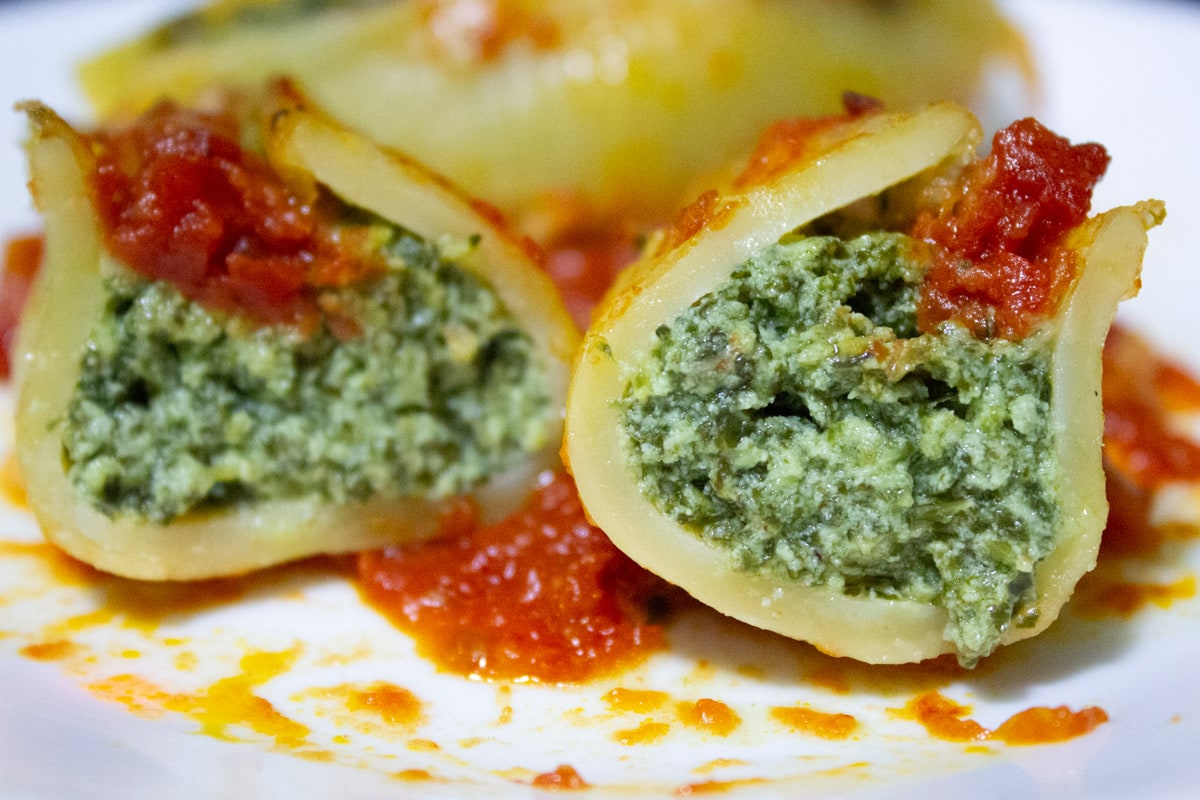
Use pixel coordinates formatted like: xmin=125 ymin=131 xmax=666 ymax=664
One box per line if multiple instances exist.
xmin=79 ymin=0 xmax=1032 ymax=233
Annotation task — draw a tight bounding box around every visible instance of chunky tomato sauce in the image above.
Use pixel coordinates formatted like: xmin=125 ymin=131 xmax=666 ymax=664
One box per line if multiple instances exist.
xmin=90 ymin=103 xmax=378 ymax=333
xmin=357 ymin=471 xmax=674 ymax=683
xmin=914 ymin=117 xmax=1109 ymax=340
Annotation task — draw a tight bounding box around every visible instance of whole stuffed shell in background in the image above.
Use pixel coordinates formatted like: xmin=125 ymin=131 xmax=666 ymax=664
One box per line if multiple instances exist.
xmin=78 ymin=0 xmax=1032 ymax=229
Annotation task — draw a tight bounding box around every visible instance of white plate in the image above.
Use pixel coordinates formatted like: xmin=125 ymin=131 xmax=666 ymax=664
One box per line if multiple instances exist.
xmin=1 ymin=1 xmax=1198 ymax=798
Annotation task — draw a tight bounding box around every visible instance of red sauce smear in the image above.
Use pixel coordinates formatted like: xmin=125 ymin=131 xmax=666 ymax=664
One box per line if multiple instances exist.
xmin=346 ymin=682 xmax=423 ymax=727
xmin=769 ymin=705 xmax=859 ymax=740
xmin=0 ymin=234 xmax=43 ymax=379
xmin=1103 ymin=326 xmax=1200 ymax=495
xmin=1101 ymin=325 xmax=1200 ymax=557
xmin=657 ymin=189 xmax=739 ymax=257
xmin=913 ymin=118 xmax=1109 ymax=340
xmin=733 ymin=92 xmax=883 ymax=191
xmin=90 ymin=102 xmax=378 ymax=333
xmin=530 ymin=764 xmax=589 ymax=791
xmin=541 ymin=218 xmax=643 ymax=330
xmin=357 ymin=471 xmax=673 ymax=683
xmin=991 ymin=704 xmax=1111 ymax=745
xmin=899 ymin=691 xmax=1108 ymax=745
xmin=676 ymin=698 xmax=741 ymax=737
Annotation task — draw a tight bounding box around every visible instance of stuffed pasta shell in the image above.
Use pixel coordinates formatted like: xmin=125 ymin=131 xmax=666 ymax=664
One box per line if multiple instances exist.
xmin=14 ymin=82 xmax=577 ymax=580
xmin=564 ymin=102 xmax=1164 ymax=666
xmin=78 ymin=0 xmax=1029 ymax=223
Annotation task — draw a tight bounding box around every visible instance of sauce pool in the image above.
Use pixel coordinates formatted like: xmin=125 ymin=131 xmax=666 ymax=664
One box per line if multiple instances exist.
xmin=356 ymin=471 xmax=674 ymax=683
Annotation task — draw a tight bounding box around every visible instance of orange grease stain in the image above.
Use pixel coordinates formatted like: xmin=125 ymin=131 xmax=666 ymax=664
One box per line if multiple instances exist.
xmin=897 ymin=691 xmax=1108 ymax=746
xmin=675 ymin=778 xmax=769 ymax=796
xmin=393 ymin=768 xmax=437 ymax=782
xmin=693 ymin=759 xmax=748 ymax=775
xmin=88 ymin=674 xmax=173 ymax=718
xmin=0 ymin=453 xmax=27 ymax=508
xmin=803 ymin=653 xmax=971 ymax=699
xmin=1073 ymin=574 xmax=1197 ymax=619
xmin=345 ymin=682 xmax=424 ymax=728
xmin=897 ymin=692 xmax=990 ymax=742
xmin=409 ymin=738 xmax=440 ymax=752
xmin=530 ymin=764 xmax=589 ymax=790
xmin=615 ymin=719 xmax=671 ymax=746
xmin=770 ymin=705 xmax=859 ymax=739
xmin=165 ymin=649 xmax=309 ymax=747
xmin=87 ymin=649 xmax=310 ymax=749
xmin=0 ymin=540 xmax=104 ymax=587
xmin=603 ymin=687 xmax=669 ymax=714
xmin=19 ymin=639 xmax=82 ymax=662
xmin=676 ymin=698 xmax=740 ymax=737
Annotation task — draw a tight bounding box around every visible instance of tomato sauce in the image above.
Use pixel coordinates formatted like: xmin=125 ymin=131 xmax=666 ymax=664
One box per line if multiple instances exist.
xmin=732 ymin=92 xmax=882 ymax=191
xmin=0 ymin=234 xmax=42 ymax=379
xmin=89 ymin=102 xmax=378 ymax=333
xmin=541 ymin=220 xmax=643 ymax=330
xmin=356 ymin=471 xmax=674 ymax=683
xmin=1098 ymin=326 xmax=1200 ymax=556
xmin=657 ymin=189 xmax=739 ymax=257
xmin=1103 ymin=326 xmax=1200 ymax=489
xmin=914 ymin=117 xmax=1109 ymax=340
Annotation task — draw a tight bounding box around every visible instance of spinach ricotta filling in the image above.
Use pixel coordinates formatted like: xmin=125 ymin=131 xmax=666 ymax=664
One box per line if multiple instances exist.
xmin=619 ymin=232 xmax=1059 ymax=664
xmin=64 ymin=227 xmax=554 ymax=525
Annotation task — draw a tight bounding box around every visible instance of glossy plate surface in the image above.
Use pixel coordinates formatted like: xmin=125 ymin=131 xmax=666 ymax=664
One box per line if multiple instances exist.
xmin=1 ymin=1 xmax=1198 ymax=798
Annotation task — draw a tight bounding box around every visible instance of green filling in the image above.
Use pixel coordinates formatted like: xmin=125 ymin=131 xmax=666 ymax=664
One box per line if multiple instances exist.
xmin=64 ymin=227 xmax=553 ymax=525
xmin=619 ymin=232 xmax=1058 ymax=665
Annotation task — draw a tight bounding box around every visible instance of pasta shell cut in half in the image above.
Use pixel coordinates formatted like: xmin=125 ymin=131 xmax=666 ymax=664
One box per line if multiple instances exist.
xmin=14 ymin=83 xmax=578 ymax=580
xmin=564 ymin=102 xmax=1164 ymax=666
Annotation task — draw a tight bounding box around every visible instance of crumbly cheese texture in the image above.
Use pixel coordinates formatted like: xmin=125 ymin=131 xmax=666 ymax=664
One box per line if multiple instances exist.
xmin=64 ymin=228 xmax=553 ymax=524
xmin=619 ymin=232 xmax=1058 ymax=664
